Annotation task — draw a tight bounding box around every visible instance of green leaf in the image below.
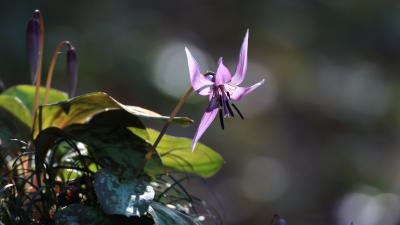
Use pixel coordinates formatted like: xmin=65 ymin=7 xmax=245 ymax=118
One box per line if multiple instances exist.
xmin=60 ymin=168 xmax=81 ymax=181
xmin=0 ymin=95 xmax=32 ymax=127
xmin=148 ymin=202 xmax=200 ymax=225
xmin=35 ymin=135 xmax=94 ymax=182
xmin=66 ymin=110 xmax=163 ymax=177
xmin=130 ymin=128 xmax=224 ymax=178
xmin=0 ymin=96 xmax=32 ymax=144
xmin=34 ymin=127 xmax=75 ymax=173
xmin=35 ymin=110 xmax=164 ymax=178
xmin=79 ymin=109 xmax=164 ymax=177
xmin=94 ymin=169 xmax=155 ymax=217
xmin=66 ymin=124 xmax=150 ymax=177
xmin=33 ymin=92 xmax=193 ymax=138
xmin=2 ymin=84 xmax=68 ymax=113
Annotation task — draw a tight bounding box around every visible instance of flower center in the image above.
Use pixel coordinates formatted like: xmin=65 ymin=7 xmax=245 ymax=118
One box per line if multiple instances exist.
xmin=212 ymin=85 xmax=244 ymax=130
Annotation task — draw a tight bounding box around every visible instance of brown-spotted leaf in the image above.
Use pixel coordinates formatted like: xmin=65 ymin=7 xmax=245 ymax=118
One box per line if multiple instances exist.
xmin=33 ymin=92 xmax=193 ymax=138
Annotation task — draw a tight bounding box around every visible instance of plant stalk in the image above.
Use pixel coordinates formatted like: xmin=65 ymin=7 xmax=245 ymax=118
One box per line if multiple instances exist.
xmin=135 ymin=86 xmax=193 ymax=177
xmin=43 ymin=41 xmax=70 ymax=105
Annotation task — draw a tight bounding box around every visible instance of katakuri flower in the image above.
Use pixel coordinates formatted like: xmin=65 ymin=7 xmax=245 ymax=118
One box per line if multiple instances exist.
xmin=185 ymin=29 xmax=265 ymax=150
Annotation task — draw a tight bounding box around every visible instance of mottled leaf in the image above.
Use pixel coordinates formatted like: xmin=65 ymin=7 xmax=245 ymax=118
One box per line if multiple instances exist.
xmin=33 ymin=92 xmax=193 ymax=137
xmin=35 ymin=110 xmax=163 ymax=178
xmin=65 ymin=124 xmax=162 ymax=178
xmin=130 ymin=128 xmax=224 ymax=178
xmin=77 ymin=109 xmax=163 ymax=177
xmin=94 ymin=169 xmax=155 ymax=217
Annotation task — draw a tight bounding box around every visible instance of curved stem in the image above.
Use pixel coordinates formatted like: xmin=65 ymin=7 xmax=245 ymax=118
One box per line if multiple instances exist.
xmin=135 ymin=86 xmax=193 ymax=177
xmin=152 ymin=86 xmax=193 ymax=150
xmin=43 ymin=41 xmax=71 ymax=105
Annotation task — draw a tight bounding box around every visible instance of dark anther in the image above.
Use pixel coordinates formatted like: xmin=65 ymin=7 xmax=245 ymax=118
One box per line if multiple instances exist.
xmin=226 ymin=100 xmax=234 ymax=117
xmin=218 ymin=108 xmax=225 ymax=129
xmin=226 ymin=91 xmax=231 ymax=100
xmin=218 ymin=95 xmax=223 ymax=107
xmin=231 ymin=103 xmax=244 ymax=119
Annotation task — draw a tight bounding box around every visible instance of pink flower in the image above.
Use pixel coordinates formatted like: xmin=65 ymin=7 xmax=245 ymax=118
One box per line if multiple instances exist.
xmin=185 ymin=29 xmax=265 ymax=150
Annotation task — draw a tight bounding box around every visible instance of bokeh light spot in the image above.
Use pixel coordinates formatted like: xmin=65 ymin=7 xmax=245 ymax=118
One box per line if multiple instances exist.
xmin=240 ymin=156 xmax=289 ymax=202
xmin=152 ymin=41 xmax=211 ymax=101
xmin=337 ymin=188 xmax=400 ymax=225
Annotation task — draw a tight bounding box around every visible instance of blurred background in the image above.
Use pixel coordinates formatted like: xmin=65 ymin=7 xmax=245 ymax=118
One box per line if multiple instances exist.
xmin=1 ymin=0 xmax=400 ymax=224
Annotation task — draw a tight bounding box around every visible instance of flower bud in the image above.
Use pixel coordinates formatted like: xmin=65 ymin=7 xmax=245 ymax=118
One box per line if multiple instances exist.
xmin=66 ymin=46 xmax=78 ymax=97
xmin=26 ymin=10 xmax=42 ymax=84
xmin=0 ymin=80 xmax=4 ymax=93
xmin=271 ymin=214 xmax=287 ymax=225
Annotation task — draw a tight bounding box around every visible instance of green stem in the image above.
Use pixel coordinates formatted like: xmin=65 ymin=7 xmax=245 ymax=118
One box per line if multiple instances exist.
xmin=152 ymin=86 xmax=193 ymax=149
xmin=135 ymin=86 xmax=193 ymax=177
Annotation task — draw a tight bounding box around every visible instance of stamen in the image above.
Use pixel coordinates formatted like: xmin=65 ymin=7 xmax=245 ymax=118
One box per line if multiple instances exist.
xmin=226 ymin=91 xmax=231 ymax=100
xmin=219 ymin=87 xmax=234 ymax=117
xmin=218 ymin=93 xmax=224 ymax=111
xmin=218 ymin=108 xmax=225 ymax=129
xmin=231 ymin=103 xmax=244 ymax=119
xmin=225 ymin=100 xmax=234 ymax=117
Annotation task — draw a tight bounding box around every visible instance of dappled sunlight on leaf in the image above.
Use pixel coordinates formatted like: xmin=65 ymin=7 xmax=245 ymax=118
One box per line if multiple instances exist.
xmin=130 ymin=128 xmax=224 ymax=178
xmin=33 ymin=92 xmax=193 ymax=138
xmin=2 ymin=85 xmax=68 ymax=114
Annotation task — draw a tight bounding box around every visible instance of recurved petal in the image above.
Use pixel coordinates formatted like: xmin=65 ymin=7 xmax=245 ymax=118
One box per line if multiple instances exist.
xmin=226 ymin=79 xmax=265 ymax=101
xmin=192 ymin=97 xmax=219 ymax=150
xmin=214 ymin=57 xmax=232 ymax=85
xmin=185 ymin=47 xmax=214 ymax=95
xmin=196 ymin=85 xmax=212 ymax=96
xmin=230 ymin=29 xmax=249 ymax=86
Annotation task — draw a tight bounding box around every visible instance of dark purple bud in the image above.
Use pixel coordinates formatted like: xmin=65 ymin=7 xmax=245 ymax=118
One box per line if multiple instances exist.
xmin=0 ymin=80 xmax=4 ymax=93
xmin=66 ymin=46 xmax=78 ymax=97
xmin=26 ymin=10 xmax=42 ymax=84
xmin=276 ymin=218 xmax=287 ymax=225
xmin=271 ymin=214 xmax=287 ymax=225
